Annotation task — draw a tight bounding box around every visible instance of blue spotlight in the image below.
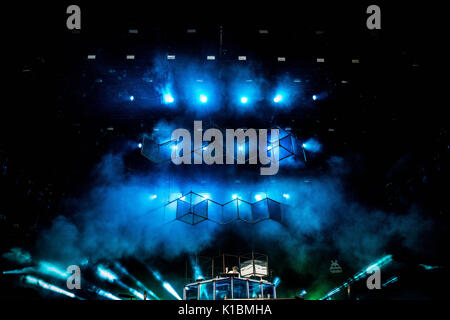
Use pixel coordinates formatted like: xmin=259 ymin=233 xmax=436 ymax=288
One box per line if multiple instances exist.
xmin=273 ymin=277 xmax=281 ymax=287
xmin=240 ymin=96 xmax=248 ymax=104
xmin=232 ymin=194 xmax=239 ymax=200
xmin=138 ymin=143 xmax=142 ymax=149
xmin=149 ymin=194 xmax=157 ymax=200
xmin=302 ymin=138 xmax=322 ymax=153
xmin=164 ymin=93 xmax=174 ymax=104
xmin=274 ymin=95 xmax=283 ymax=103
xmin=238 ymin=145 xmax=244 ymax=152
xmin=312 ymin=95 xmax=317 ymax=101
xmin=299 ymin=290 xmax=307 ymax=297
xmin=39 ymin=262 xmax=69 ymax=279
xmin=283 ymin=193 xmax=290 ymax=199
xmin=199 ymin=94 xmax=208 ymax=103
xmin=129 ymin=95 xmax=134 ymax=101
xmin=151 ymin=270 xmax=163 ymax=281
xmin=382 ymin=276 xmax=398 ymax=287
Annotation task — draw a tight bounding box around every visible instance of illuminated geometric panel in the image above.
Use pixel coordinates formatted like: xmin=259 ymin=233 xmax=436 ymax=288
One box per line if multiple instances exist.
xmin=193 ymin=200 xmax=208 ymax=223
xmin=267 ymin=199 xmax=282 ymax=223
xmin=223 ymin=201 xmax=238 ymax=224
xmin=176 ymin=197 xmax=207 ymax=225
xmin=237 ymin=199 xmax=252 ymax=222
xmin=176 ymin=198 xmax=193 ymax=224
xmin=207 ymin=200 xmax=223 ymax=224
xmin=251 ymin=199 xmax=270 ymax=222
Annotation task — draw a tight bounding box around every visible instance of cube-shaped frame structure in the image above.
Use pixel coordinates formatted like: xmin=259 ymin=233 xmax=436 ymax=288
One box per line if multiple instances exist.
xmin=175 ymin=193 xmax=208 ymax=225
xmin=164 ymin=191 xmax=285 ymax=225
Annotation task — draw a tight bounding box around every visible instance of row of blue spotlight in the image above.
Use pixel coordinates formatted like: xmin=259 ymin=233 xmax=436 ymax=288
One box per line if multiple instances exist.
xmin=129 ymin=93 xmax=319 ymax=104
xmin=146 ymin=193 xmax=290 ymax=201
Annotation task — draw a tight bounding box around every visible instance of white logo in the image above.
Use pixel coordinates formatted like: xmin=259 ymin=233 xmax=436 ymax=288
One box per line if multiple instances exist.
xmin=330 ymin=260 xmax=343 ymax=274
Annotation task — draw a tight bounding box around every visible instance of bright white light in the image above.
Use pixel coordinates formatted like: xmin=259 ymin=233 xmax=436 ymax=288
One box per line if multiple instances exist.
xmin=138 ymin=143 xmax=142 ymax=148
xmin=39 ymin=262 xmax=69 ymax=279
xmin=163 ymin=282 xmax=182 ymax=300
xmin=255 ymin=194 xmax=263 ymax=201
xmin=199 ymin=94 xmax=208 ymax=103
xmin=172 ymin=145 xmax=178 ymax=151
xmin=129 ymin=96 xmax=134 ymax=101
xmin=232 ymin=194 xmax=239 ymax=200
xmin=164 ymin=93 xmax=174 ymax=103
xmin=274 ymin=95 xmax=283 ymax=103
xmin=96 ymin=289 xmax=121 ymax=300
xmin=97 ymin=265 xmax=117 ymax=282
xmin=283 ymin=193 xmax=290 ymax=199
xmin=241 ymin=96 xmax=248 ymax=104
xmin=26 ymin=276 xmax=76 ymax=298
xmin=267 ymin=145 xmax=272 ymax=151
xmin=312 ymin=95 xmax=317 ymax=101
xmin=302 ymin=143 xmax=307 ymax=148
xmin=238 ymin=145 xmax=244 ymax=151
xmin=150 ymin=194 xmax=157 ymax=200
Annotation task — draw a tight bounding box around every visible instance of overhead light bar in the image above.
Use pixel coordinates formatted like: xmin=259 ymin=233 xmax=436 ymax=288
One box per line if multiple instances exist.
xmin=87 ymin=55 xmax=96 ymax=60
xmin=167 ymin=55 xmax=176 ymax=60
xmin=277 ymin=57 xmax=286 ymax=62
xmin=316 ymin=58 xmax=325 ymax=63
xmin=206 ymin=56 xmax=215 ymax=60
xmin=238 ymin=56 xmax=247 ymax=61
xmin=126 ymin=55 xmax=135 ymax=60
xmin=128 ymin=29 xmax=138 ymax=34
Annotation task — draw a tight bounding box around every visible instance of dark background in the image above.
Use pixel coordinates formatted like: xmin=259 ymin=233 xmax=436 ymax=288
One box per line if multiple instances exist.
xmin=1 ymin=1 xmax=448 ymax=301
